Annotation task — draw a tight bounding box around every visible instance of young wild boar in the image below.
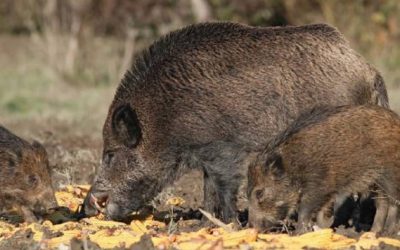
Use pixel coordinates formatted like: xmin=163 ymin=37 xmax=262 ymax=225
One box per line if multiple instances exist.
xmin=0 ymin=126 xmax=57 ymax=222
xmin=83 ymin=22 xmax=389 ymax=222
xmin=248 ymin=105 xmax=400 ymax=234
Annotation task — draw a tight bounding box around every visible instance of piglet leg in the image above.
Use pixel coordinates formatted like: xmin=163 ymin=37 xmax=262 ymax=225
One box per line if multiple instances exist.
xmin=297 ymin=191 xmax=332 ymax=234
xmin=316 ymin=204 xmax=334 ymax=229
xmin=383 ymin=203 xmax=398 ymax=235
xmin=371 ymin=194 xmax=389 ymax=233
xmin=20 ymin=206 xmax=37 ymax=223
xmin=296 ymin=204 xmax=314 ymax=234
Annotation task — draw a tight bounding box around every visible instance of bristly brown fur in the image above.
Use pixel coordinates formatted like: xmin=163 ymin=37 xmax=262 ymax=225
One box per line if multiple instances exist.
xmin=84 ymin=22 xmax=389 ymax=222
xmin=248 ymin=105 xmax=400 ymax=234
xmin=0 ymin=125 xmax=57 ymax=222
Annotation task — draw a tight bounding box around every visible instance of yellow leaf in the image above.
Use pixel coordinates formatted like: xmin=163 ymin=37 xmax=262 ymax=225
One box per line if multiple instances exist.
xmin=81 ymin=217 xmax=126 ymax=228
xmin=130 ymin=220 xmax=147 ymax=234
xmin=89 ymin=229 xmax=141 ymax=248
xmin=4 ymin=185 xmax=400 ymax=250
xmin=47 ymin=230 xmax=82 ymax=248
xmin=166 ymin=197 xmax=185 ymax=206
xmin=143 ymin=219 xmax=166 ymax=230
xmin=222 ymin=229 xmax=258 ymax=247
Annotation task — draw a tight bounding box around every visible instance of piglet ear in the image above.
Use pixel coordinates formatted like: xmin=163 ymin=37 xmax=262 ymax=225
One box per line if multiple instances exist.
xmin=265 ymin=153 xmax=284 ymax=180
xmin=112 ymin=104 xmax=142 ymax=148
xmin=32 ymin=140 xmax=48 ymax=160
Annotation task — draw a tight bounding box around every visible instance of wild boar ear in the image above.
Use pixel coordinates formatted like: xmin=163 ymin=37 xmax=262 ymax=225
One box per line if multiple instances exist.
xmin=112 ymin=104 xmax=142 ymax=148
xmin=32 ymin=140 xmax=48 ymax=161
xmin=265 ymin=153 xmax=284 ymax=180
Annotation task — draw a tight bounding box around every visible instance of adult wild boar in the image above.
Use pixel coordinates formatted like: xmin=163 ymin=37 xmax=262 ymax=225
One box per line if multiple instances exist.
xmin=248 ymin=105 xmax=400 ymax=234
xmin=0 ymin=126 xmax=57 ymax=222
xmin=83 ymin=22 xmax=389 ymax=222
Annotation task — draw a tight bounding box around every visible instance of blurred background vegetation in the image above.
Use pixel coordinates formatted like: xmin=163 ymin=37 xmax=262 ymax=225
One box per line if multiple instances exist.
xmin=1 ymin=0 xmax=400 ymax=138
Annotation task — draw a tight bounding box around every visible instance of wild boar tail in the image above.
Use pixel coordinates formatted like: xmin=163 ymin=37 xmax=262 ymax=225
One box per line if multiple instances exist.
xmin=373 ymin=73 xmax=389 ymax=109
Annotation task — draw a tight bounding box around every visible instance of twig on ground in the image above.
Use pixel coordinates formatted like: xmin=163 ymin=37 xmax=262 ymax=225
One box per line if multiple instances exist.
xmin=198 ymin=208 xmax=236 ymax=232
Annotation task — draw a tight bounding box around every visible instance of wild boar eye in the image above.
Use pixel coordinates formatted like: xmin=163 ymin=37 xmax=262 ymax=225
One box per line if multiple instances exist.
xmin=104 ymin=152 xmax=115 ymax=165
xmin=28 ymin=174 xmax=40 ymax=187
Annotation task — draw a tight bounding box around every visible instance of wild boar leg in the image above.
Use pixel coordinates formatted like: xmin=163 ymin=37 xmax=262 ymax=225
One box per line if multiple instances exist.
xmin=218 ymin=181 xmax=239 ymax=223
xmin=199 ymin=141 xmax=246 ymax=222
xmin=203 ymin=171 xmax=221 ymax=218
xmin=202 ymin=168 xmax=239 ymax=223
xmin=371 ymin=193 xmax=389 ymax=233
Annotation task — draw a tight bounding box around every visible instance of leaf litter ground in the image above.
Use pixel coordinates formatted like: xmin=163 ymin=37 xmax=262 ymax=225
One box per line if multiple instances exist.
xmin=1 ymin=185 xmax=400 ymax=249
